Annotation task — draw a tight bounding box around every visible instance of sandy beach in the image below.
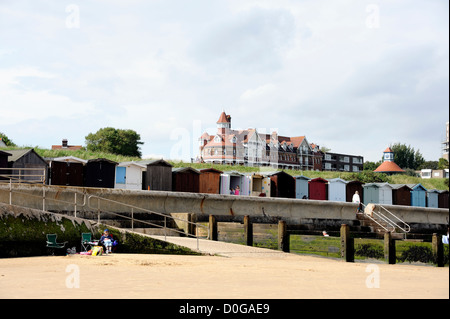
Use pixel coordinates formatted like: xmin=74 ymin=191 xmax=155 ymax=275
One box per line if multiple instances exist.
xmin=0 ymin=251 xmax=448 ymax=299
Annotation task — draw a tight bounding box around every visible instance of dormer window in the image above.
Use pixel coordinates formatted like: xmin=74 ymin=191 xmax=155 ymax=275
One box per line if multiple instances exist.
xmin=214 ymin=135 xmax=222 ymax=143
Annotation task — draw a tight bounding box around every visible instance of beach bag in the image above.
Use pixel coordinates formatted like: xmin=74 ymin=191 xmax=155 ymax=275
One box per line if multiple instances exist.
xmin=92 ymin=246 xmax=103 ymax=256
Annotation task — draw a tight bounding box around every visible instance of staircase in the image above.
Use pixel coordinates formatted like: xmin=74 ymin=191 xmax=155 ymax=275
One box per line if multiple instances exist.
xmin=357 ymin=203 xmax=411 ymax=239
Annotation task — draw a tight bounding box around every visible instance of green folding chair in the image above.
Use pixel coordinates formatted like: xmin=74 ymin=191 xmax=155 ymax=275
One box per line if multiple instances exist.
xmin=81 ymin=233 xmax=97 ymax=252
xmin=46 ymin=234 xmax=67 ymax=255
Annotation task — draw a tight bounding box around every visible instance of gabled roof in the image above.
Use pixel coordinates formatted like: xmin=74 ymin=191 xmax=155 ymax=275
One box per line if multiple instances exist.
xmin=199 ymin=168 xmax=223 ymax=174
xmin=141 ymin=159 xmax=173 ymax=167
xmin=390 ymin=184 xmax=412 ymax=190
xmin=118 ymin=161 xmax=146 ymax=169
xmin=172 ymin=167 xmax=200 ymax=174
xmin=328 ymin=178 xmax=349 ymax=184
xmin=406 ymin=183 xmax=427 ymax=191
xmin=7 ymin=149 xmax=47 ymax=165
xmin=364 ymin=182 xmax=393 ymax=189
xmin=309 ymin=177 xmax=328 ymax=183
xmin=294 ymin=175 xmax=311 ymax=181
xmin=50 ymin=156 xmax=88 ymax=164
xmin=384 ymin=147 xmax=393 ymax=153
xmin=87 ymin=158 xmax=118 ymax=165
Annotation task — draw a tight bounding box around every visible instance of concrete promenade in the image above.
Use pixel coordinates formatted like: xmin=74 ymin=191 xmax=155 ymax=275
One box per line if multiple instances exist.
xmin=149 ymin=235 xmax=287 ymax=257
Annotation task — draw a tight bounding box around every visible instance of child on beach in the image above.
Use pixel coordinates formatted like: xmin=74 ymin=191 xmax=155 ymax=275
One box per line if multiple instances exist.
xmin=99 ymin=229 xmax=114 ymax=254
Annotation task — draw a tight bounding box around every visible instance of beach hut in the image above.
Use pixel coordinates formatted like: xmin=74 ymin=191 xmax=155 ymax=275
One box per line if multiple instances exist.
xmin=144 ymin=159 xmax=173 ymax=191
xmin=115 ymin=162 xmax=146 ymax=190
xmin=6 ymin=149 xmax=48 ymax=183
xmin=220 ymin=171 xmax=247 ymax=195
xmin=295 ymin=175 xmax=310 ymax=199
xmin=308 ymin=178 xmax=328 ymax=201
xmin=246 ymin=172 xmax=271 ymax=197
xmin=391 ymin=184 xmax=412 ymax=206
xmin=199 ymin=168 xmax=223 ymax=194
xmin=267 ymin=171 xmax=295 ymax=199
xmin=346 ymin=180 xmax=364 ymax=203
xmin=363 ymin=183 xmax=393 ymax=205
xmin=408 ymin=184 xmax=427 ymax=207
xmin=48 ymin=157 xmax=87 ymax=187
xmin=0 ymin=151 xmax=11 ymax=181
xmin=327 ymin=178 xmax=348 ymax=202
xmin=85 ymin=158 xmax=117 ymax=188
xmin=0 ymin=150 xmax=10 ymax=169
xmin=172 ymin=167 xmax=200 ymax=193
xmin=438 ymin=190 xmax=449 ymax=209
xmin=426 ymin=189 xmax=440 ymax=208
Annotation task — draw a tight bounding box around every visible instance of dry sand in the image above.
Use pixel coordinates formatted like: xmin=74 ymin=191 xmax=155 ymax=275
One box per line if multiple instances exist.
xmin=0 ymin=251 xmax=448 ymax=299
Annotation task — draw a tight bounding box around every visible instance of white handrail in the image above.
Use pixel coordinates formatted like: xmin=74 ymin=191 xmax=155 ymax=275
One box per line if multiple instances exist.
xmin=360 ymin=203 xmax=410 ymax=234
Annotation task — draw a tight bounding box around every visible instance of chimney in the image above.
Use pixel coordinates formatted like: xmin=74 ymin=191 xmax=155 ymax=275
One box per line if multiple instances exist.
xmin=62 ymin=139 xmax=68 ymax=148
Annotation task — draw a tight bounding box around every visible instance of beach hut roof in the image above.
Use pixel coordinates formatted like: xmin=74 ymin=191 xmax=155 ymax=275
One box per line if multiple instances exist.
xmin=294 ymin=175 xmax=311 ymax=180
xmin=172 ymin=167 xmax=200 ymax=174
xmin=364 ymin=182 xmax=393 ymax=188
xmin=406 ymin=183 xmax=427 ymax=191
xmin=118 ymin=161 xmax=146 ymax=169
xmin=141 ymin=159 xmax=173 ymax=167
xmin=199 ymin=168 xmax=223 ymax=174
xmin=328 ymin=178 xmax=349 ymax=184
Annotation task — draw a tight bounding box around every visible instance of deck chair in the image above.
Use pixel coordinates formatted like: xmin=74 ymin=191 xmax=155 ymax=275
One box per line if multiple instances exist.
xmin=46 ymin=234 xmax=67 ymax=255
xmin=81 ymin=233 xmax=97 ymax=252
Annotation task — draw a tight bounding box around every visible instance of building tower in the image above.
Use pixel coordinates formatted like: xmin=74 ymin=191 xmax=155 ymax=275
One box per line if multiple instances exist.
xmin=217 ymin=110 xmax=231 ymax=134
xmin=374 ymin=147 xmax=405 ymax=174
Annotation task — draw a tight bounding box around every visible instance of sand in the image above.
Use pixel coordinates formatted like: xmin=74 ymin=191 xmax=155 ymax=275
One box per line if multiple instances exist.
xmin=0 ymin=251 xmax=448 ymax=299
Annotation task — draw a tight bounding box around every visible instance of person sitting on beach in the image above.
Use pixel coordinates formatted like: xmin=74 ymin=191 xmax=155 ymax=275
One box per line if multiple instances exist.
xmin=99 ymin=229 xmax=114 ymax=254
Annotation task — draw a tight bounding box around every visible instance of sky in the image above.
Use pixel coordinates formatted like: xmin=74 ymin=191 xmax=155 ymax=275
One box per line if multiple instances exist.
xmin=0 ymin=0 xmax=448 ymax=163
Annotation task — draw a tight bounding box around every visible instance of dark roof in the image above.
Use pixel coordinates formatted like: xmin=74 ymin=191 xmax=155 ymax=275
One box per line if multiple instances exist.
xmin=6 ymin=149 xmax=47 ymax=165
xmin=87 ymin=158 xmax=118 ymax=165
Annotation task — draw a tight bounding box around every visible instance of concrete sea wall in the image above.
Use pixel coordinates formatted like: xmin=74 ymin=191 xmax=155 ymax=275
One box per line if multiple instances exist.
xmin=1 ymin=184 xmax=448 ymax=234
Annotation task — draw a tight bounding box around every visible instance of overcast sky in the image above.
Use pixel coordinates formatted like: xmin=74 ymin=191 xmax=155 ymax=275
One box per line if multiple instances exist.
xmin=1 ymin=0 xmax=448 ymax=163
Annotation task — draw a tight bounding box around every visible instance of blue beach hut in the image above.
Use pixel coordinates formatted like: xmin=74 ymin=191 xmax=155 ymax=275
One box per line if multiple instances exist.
xmin=426 ymin=189 xmax=439 ymax=208
xmin=408 ymin=184 xmax=427 ymax=207
xmin=294 ymin=175 xmax=310 ymax=199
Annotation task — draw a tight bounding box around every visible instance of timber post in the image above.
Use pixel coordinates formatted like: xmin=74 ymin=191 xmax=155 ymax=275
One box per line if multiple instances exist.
xmin=278 ymin=220 xmax=289 ymax=252
xmin=209 ymin=215 xmax=218 ymax=241
xmin=340 ymin=224 xmax=354 ymax=262
xmin=432 ymin=233 xmax=444 ymax=267
xmin=384 ymin=232 xmax=396 ymax=264
xmin=244 ymin=215 xmax=253 ymax=247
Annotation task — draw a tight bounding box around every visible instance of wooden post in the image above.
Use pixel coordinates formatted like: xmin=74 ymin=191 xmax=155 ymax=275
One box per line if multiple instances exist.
xmin=244 ymin=215 xmax=253 ymax=247
xmin=278 ymin=220 xmax=289 ymax=252
xmin=188 ymin=213 xmax=196 ymax=237
xmin=432 ymin=233 xmax=444 ymax=267
xmin=209 ymin=215 xmax=218 ymax=241
xmin=384 ymin=232 xmax=396 ymax=264
xmin=340 ymin=224 xmax=354 ymax=262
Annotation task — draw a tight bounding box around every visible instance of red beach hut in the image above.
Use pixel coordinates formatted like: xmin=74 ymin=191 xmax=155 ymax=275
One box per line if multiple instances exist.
xmin=308 ymin=177 xmax=328 ymax=200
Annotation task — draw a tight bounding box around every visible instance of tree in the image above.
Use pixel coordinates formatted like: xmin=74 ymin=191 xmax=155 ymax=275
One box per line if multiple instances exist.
xmin=363 ymin=161 xmax=381 ymax=171
xmin=85 ymin=127 xmax=144 ymax=157
xmin=0 ymin=132 xmax=16 ymax=147
xmin=390 ymin=143 xmax=424 ymax=170
xmin=438 ymin=158 xmax=449 ymax=169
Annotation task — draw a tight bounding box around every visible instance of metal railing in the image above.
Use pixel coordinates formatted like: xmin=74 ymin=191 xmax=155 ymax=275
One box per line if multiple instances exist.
xmin=360 ymin=203 xmax=411 ymax=234
xmin=0 ymin=167 xmax=46 ymax=184
xmin=0 ymin=182 xmax=209 ymax=250
xmin=86 ymin=194 xmax=209 ymax=249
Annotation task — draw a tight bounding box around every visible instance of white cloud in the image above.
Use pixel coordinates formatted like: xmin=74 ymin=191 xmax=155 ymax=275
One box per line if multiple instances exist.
xmin=0 ymin=0 xmax=448 ymax=162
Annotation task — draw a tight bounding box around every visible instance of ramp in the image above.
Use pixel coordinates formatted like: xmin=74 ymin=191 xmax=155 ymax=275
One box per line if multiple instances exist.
xmin=149 ymin=235 xmax=287 ymax=258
